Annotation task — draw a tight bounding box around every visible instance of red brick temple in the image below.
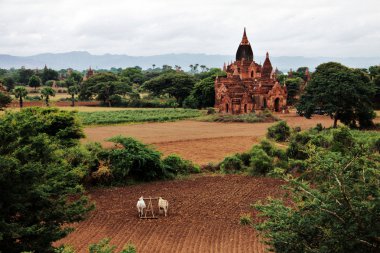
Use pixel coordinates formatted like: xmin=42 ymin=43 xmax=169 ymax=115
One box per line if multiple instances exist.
xmin=215 ymin=28 xmax=287 ymax=114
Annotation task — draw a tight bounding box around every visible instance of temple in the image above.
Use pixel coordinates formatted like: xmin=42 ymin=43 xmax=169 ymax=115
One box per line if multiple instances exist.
xmin=215 ymin=28 xmax=287 ymax=114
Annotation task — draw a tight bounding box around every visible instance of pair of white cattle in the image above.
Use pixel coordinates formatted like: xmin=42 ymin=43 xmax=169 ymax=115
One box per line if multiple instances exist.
xmin=136 ymin=196 xmax=169 ymax=217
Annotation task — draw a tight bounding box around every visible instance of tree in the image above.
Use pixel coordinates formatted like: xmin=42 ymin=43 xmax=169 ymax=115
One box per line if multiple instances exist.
xmin=0 ymin=92 xmax=12 ymax=110
xmin=68 ymin=85 xmax=79 ymax=107
xmin=40 ymin=66 xmax=59 ymax=84
xmin=143 ymin=72 xmax=195 ymax=106
xmin=80 ymin=72 xmax=119 ymax=100
xmin=296 ymin=62 xmax=375 ymax=128
xmin=0 ymin=108 xmax=91 ymax=252
xmin=17 ymin=67 xmax=34 ymax=85
xmin=121 ymin=67 xmax=145 ymax=85
xmin=13 ymin=86 xmax=28 ymax=108
xmin=90 ymin=81 xmax=131 ymax=107
xmin=40 ymin=86 xmax=56 ymax=106
xmin=285 ymin=77 xmax=303 ymax=105
xmin=28 ymin=74 xmax=41 ymax=90
xmin=254 ymin=145 xmax=380 ymax=253
xmin=70 ymin=71 xmax=83 ymax=84
xmin=2 ymin=76 xmax=15 ymax=91
xmin=184 ymin=76 xmax=215 ymax=108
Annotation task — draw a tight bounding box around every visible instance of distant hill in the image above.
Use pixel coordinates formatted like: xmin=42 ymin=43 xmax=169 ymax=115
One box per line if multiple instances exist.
xmin=0 ymin=51 xmax=379 ymax=71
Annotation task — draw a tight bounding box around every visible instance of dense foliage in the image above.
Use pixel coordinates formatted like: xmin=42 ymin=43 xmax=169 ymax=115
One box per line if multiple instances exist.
xmin=267 ymin=121 xmax=291 ymax=142
xmin=143 ymin=72 xmax=195 ymax=106
xmin=0 ymin=108 xmax=92 ymax=252
xmin=297 ymin=62 xmax=376 ymax=128
xmin=88 ymin=136 xmax=199 ymax=185
xmin=0 ymin=92 xmax=12 ymax=110
xmin=253 ymin=126 xmax=380 ymax=253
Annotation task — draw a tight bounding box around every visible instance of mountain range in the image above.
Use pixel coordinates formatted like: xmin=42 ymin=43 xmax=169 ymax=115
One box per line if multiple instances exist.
xmin=0 ymin=51 xmax=379 ymax=72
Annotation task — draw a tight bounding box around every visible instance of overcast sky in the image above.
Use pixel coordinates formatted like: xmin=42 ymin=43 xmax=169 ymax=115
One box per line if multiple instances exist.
xmin=1 ymin=0 xmax=379 ymax=57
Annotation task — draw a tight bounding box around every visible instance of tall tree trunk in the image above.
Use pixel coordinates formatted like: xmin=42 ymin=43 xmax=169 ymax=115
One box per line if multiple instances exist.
xmin=71 ymin=94 xmax=75 ymax=107
xmin=333 ymin=115 xmax=338 ymax=128
xmin=19 ymin=97 xmax=23 ymax=108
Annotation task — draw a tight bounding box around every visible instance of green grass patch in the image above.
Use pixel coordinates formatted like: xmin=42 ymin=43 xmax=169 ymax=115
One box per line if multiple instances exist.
xmin=197 ymin=110 xmax=279 ymax=123
xmin=78 ymin=108 xmax=203 ymax=125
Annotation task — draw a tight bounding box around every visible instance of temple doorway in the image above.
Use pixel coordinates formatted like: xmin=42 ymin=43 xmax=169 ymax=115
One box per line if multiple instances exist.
xmin=263 ymin=98 xmax=267 ymax=109
xmin=274 ymin=98 xmax=280 ymax=112
xmin=226 ymin=103 xmax=229 ymax=113
xmin=244 ymin=104 xmax=247 ymax=113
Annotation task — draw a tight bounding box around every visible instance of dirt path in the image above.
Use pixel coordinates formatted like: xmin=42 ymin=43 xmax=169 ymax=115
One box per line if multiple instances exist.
xmin=57 ymin=174 xmax=285 ymax=253
xmin=83 ymin=112 xmax=335 ymax=165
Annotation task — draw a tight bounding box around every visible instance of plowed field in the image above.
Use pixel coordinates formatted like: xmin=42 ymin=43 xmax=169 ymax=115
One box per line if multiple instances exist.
xmin=83 ymin=112 xmax=335 ymax=165
xmin=57 ymin=174 xmax=285 ymax=252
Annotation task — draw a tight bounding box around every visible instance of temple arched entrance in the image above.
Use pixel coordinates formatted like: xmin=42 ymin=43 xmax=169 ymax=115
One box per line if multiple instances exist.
xmin=274 ymin=98 xmax=280 ymax=112
xmin=244 ymin=104 xmax=247 ymax=113
xmin=263 ymin=98 xmax=267 ymax=109
xmin=226 ymin=103 xmax=229 ymax=113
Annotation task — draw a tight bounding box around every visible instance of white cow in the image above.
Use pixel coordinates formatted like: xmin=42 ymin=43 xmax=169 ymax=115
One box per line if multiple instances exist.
xmin=158 ymin=197 xmax=169 ymax=217
xmin=136 ymin=196 xmax=146 ymax=217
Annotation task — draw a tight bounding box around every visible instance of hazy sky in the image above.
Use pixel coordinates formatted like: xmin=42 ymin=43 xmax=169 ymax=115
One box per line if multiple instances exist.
xmin=1 ymin=0 xmax=379 ymax=57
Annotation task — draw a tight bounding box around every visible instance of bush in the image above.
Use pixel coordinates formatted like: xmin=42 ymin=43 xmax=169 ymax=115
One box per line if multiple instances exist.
xmin=249 ymin=147 xmax=273 ymax=175
xmin=89 ymin=238 xmax=136 ymax=253
xmin=239 ymin=213 xmax=252 ymax=225
xmin=162 ymin=154 xmax=199 ymax=178
xmin=235 ymin=152 xmax=251 ymax=167
xmin=105 ymin=136 xmax=164 ymax=182
xmin=0 ymin=92 xmax=12 ymax=110
xmin=25 ymin=95 xmax=42 ymax=101
xmin=331 ymin=127 xmax=355 ymax=153
xmin=91 ymin=163 xmax=114 ymax=185
xmin=374 ymin=138 xmax=380 ymax=153
xmin=267 ymin=121 xmax=291 ymax=142
xmin=220 ymin=155 xmax=244 ymax=173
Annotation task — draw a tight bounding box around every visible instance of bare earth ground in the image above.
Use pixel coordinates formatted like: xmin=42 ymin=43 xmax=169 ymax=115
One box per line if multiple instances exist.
xmin=83 ymin=112 xmax=336 ymax=165
xmin=58 ymin=174 xmax=285 ymax=253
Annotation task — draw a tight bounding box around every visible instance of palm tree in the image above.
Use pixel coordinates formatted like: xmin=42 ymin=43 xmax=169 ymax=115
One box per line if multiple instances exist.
xmin=13 ymin=86 xmax=28 ymax=108
xmin=68 ymin=85 xmax=79 ymax=107
xmin=200 ymin=65 xmax=206 ymax=72
xmin=40 ymin=87 xmax=56 ymax=106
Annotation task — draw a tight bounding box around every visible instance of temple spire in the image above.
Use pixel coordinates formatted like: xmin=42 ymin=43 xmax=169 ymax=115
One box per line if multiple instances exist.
xmin=266 ymin=52 xmax=269 ymax=58
xmin=241 ymin=27 xmax=249 ymax=45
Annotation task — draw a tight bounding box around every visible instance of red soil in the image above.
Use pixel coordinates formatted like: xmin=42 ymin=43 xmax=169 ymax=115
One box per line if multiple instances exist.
xmin=83 ymin=112 xmax=335 ymax=165
xmin=57 ymin=174 xmax=285 ymax=253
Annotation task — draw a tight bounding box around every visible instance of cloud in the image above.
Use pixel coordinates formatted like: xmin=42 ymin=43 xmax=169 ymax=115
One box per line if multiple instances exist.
xmin=0 ymin=0 xmax=379 ymax=57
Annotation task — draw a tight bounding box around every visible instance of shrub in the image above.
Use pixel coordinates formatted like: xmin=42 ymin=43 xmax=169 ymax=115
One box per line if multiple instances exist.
xmin=0 ymin=92 xmax=12 ymax=110
xmin=162 ymin=154 xmax=199 ymax=178
xmin=286 ymin=141 xmax=308 ymax=160
xmin=106 ymin=136 xmax=164 ymax=182
xmin=89 ymin=238 xmax=136 ymax=253
xmin=220 ymin=155 xmax=244 ymax=173
xmin=314 ymin=123 xmax=324 ymax=132
xmin=331 ymin=127 xmax=355 ymax=153
xmin=239 ymin=213 xmax=252 ymax=225
xmin=206 ymin=107 xmax=216 ymax=114
xmin=235 ymin=152 xmax=251 ymax=167
xmin=374 ymin=138 xmax=380 ymax=153
xmin=267 ymin=121 xmax=291 ymax=142
xmin=91 ymin=163 xmax=114 ymax=185
xmin=249 ymin=147 xmax=273 ymax=175
xmin=201 ymin=162 xmax=220 ymax=172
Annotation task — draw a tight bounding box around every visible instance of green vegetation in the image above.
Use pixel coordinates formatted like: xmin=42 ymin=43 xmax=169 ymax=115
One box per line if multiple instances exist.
xmin=56 ymin=238 xmax=136 ymax=253
xmin=40 ymin=86 xmax=56 ymax=106
xmin=250 ymin=126 xmax=380 ymax=253
xmin=297 ymin=62 xmax=376 ymax=128
xmin=239 ymin=213 xmax=252 ymax=226
xmin=88 ymin=136 xmax=199 ymax=185
xmin=198 ymin=110 xmax=278 ymax=123
xmin=77 ymin=108 xmax=202 ymax=125
xmin=267 ymin=121 xmax=291 ymax=142
xmin=0 ymin=108 xmax=92 ymax=252
xmin=13 ymin=86 xmax=28 ymax=108
xmin=0 ymin=92 xmax=12 ymax=110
